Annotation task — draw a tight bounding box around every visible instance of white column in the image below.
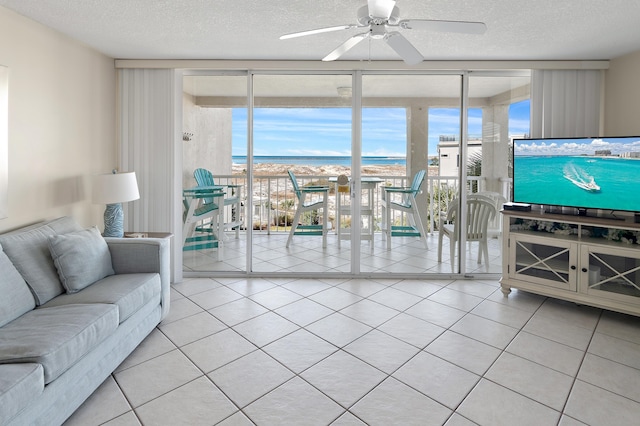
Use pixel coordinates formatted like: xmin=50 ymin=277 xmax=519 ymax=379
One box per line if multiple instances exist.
xmin=481 ymin=104 xmax=510 ymax=194
xmin=408 ymin=106 xmax=430 ymax=233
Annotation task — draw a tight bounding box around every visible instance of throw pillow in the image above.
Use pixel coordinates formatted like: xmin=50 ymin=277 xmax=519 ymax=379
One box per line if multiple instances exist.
xmin=0 ymin=246 xmax=36 ymax=327
xmin=0 ymin=217 xmax=82 ymax=305
xmin=48 ymin=226 xmax=115 ymax=293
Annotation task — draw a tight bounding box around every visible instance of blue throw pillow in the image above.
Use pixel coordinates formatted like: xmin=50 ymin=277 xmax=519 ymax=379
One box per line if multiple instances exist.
xmin=48 ymin=226 xmax=115 ymax=293
xmin=0 ymin=246 xmax=36 ymax=327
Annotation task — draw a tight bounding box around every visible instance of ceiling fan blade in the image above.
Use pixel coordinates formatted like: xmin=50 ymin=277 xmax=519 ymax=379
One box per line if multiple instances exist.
xmin=280 ymin=24 xmax=356 ymax=40
xmin=384 ymin=32 xmax=423 ymax=65
xmin=322 ymin=33 xmax=368 ymax=61
xmin=367 ymin=0 xmax=396 ymax=19
xmin=399 ymin=19 xmax=487 ymax=35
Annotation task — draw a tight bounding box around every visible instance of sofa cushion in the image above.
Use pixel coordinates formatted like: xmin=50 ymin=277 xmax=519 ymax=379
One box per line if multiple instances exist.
xmin=0 ymin=247 xmax=35 ymax=328
xmin=0 ymin=363 xmax=44 ymax=422
xmin=41 ymin=273 xmax=160 ymax=323
xmin=0 ymin=217 xmax=83 ymax=305
xmin=48 ymin=226 xmax=115 ymax=293
xmin=0 ymin=304 xmax=118 ymax=384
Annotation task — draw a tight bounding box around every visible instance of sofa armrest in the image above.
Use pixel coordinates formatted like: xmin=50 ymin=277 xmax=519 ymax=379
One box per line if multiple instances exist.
xmin=105 ymin=238 xmax=171 ymax=320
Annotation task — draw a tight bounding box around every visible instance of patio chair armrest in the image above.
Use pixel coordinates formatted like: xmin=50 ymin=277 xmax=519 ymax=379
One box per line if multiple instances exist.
xmin=438 ymin=211 xmax=449 ymax=226
xmin=189 ymin=192 xmax=226 ymax=199
xmin=220 ymin=184 xmax=242 ymax=198
xmin=443 ymin=204 xmax=456 ymax=221
xmin=383 ymin=186 xmax=411 ymax=193
xmin=184 ymin=185 xmax=225 ymax=193
xmin=183 ymin=186 xmax=226 ymax=199
xmin=301 ymin=186 xmax=329 ymax=192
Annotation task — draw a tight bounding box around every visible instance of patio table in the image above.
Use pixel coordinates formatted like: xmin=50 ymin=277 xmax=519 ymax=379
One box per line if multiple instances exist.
xmin=329 ymin=176 xmax=383 ymax=248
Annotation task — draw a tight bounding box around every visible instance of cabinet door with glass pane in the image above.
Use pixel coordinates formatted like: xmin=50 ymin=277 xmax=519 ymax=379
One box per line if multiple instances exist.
xmin=580 ymin=244 xmax=640 ymax=305
xmin=508 ymin=233 xmax=578 ymax=291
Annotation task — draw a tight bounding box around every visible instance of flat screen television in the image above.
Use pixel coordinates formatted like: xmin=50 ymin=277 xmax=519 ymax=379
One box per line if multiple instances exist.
xmin=513 ymin=136 xmax=640 ymax=214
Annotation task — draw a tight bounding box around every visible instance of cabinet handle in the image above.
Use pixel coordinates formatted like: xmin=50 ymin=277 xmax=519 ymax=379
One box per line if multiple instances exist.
xmin=570 ymin=265 xmax=576 ymax=270
xmin=582 ymin=268 xmax=588 ymax=273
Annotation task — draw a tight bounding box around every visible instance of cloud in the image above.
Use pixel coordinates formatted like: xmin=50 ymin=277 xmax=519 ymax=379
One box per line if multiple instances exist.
xmin=251 ymin=107 xmax=408 ymax=156
xmin=509 ymin=117 xmax=529 ymax=130
xmin=515 ymin=137 xmax=640 ymax=156
xmin=234 ymin=100 xmax=536 ymax=158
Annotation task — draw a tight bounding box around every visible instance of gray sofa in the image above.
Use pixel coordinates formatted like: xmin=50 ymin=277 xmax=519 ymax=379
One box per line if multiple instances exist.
xmin=0 ymin=217 xmax=170 ymax=426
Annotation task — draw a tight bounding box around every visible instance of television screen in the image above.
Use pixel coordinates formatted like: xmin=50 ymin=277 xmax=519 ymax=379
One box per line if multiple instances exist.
xmin=513 ymin=136 xmax=640 ymax=213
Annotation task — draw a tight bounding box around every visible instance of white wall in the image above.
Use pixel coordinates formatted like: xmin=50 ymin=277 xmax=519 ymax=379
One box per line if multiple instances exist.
xmin=0 ymin=6 xmax=115 ymax=232
xmin=605 ymin=50 xmax=640 ymax=136
xmin=182 ymin=93 xmax=233 ymax=188
xmin=438 ymin=142 xmax=482 ymax=177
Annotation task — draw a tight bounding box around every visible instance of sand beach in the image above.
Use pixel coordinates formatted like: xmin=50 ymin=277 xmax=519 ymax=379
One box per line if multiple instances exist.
xmin=230 ymin=162 xmax=439 ymax=229
xmin=232 ymin=162 xmax=438 ymax=177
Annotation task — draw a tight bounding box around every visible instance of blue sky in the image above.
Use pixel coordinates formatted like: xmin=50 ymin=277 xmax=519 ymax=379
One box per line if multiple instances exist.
xmin=232 ymin=99 xmax=530 ymax=157
xmin=515 ymin=136 xmax=640 ymax=156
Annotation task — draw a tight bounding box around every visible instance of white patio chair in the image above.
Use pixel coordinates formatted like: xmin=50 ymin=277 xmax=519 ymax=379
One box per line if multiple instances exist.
xmin=471 ymin=191 xmax=507 ymax=238
xmin=438 ymin=194 xmax=497 ymax=271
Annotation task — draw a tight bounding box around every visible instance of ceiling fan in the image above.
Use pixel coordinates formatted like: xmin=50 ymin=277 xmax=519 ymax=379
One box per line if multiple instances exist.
xmin=280 ymin=0 xmax=487 ymax=65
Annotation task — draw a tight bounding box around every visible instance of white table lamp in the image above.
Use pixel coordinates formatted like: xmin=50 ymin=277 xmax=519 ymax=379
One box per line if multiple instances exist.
xmin=92 ymin=171 xmax=140 ymax=237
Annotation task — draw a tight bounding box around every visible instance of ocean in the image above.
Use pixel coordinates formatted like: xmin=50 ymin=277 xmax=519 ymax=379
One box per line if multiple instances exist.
xmin=232 ymin=156 xmax=408 ymax=167
xmin=514 ymin=156 xmax=640 ymax=212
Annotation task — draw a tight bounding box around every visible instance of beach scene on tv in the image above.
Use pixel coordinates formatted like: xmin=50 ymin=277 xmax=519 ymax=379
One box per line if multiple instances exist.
xmin=514 ymin=137 xmax=640 ymax=212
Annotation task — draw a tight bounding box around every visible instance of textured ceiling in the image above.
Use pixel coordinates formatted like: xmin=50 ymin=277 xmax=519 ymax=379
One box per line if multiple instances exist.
xmin=1 ymin=0 xmax=639 ymax=62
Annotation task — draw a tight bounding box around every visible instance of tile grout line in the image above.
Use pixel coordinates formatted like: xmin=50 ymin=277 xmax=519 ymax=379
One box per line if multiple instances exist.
xmin=105 ymin=277 xmax=635 ymax=426
xmin=555 ymin=308 xmax=602 ymax=425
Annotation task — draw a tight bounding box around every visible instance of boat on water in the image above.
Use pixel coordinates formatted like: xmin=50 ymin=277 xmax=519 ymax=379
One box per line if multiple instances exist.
xmin=564 ymin=175 xmax=600 ymax=192
xmin=563 ymin=163 xmax=601 ymax=192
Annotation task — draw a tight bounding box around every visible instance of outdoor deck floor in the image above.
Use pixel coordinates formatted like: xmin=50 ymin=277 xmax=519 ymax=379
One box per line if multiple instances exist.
xmin=183 ymin=232 xmax=503 ymax=276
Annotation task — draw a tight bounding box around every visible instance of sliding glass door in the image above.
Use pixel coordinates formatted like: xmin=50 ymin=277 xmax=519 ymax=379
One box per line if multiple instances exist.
xmin=459 ymin=71 xmax=531 ymax=274
xmin=180 ymin=70 xmax=530 ymax=277
xmin=250 ymin=73 xmax=353 ymax=274
xmin=182 ymin=73 xmax=248 ymax=273
xmin=360 ymin=73 xmax=463 ymax=274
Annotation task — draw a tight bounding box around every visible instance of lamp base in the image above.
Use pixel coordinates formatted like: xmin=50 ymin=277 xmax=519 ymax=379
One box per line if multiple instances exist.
xmin=103 ymin=203 xmax=124 ymax=237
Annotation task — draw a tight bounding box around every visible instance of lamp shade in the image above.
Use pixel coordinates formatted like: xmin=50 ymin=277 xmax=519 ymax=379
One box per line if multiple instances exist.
xmin=92 ymin=171 xmax=140 ymax=205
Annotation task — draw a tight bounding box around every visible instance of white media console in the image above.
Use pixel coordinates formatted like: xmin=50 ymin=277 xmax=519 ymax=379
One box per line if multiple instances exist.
xmin=501 ymin=209 xmax=640 ymax=317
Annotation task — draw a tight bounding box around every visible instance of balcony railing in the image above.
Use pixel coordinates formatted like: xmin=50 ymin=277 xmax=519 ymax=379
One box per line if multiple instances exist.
xmin=206 ymin=174 xmax=511 ymax=238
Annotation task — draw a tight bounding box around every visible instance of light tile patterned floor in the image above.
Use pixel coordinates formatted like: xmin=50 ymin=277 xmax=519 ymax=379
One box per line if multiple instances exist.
xmin=65 ymin=278 xmax=640 ymax=426
xmin=183 ymin=232 xmax=503 ymax=275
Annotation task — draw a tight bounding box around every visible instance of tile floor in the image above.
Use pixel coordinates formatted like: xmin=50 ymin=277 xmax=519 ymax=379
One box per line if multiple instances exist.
xmin=183 ymin=232 xmax=503 ymax=275
xmin=65 ymin=277 xmax=640 ymax=426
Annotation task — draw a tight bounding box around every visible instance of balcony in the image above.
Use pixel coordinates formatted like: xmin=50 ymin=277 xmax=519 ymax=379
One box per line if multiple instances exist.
xmin=182 ymin=174 xmax=507 ymax=276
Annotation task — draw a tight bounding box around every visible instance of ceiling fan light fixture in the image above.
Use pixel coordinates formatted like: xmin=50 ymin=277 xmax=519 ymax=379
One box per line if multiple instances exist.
xmin=369 ymin=24 xmax=386 ymax=39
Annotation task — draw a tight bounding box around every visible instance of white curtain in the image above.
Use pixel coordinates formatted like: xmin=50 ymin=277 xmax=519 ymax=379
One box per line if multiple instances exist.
xmin=118 ymin=68 xmax=183 ymax=282
xmin=530 ymin=70 xmax=602 ymax=138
